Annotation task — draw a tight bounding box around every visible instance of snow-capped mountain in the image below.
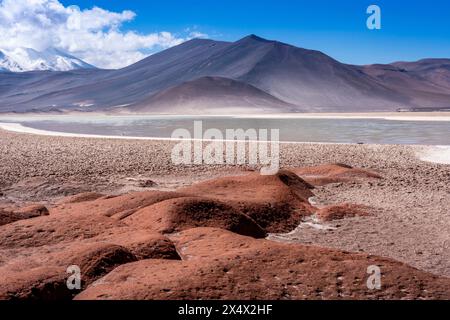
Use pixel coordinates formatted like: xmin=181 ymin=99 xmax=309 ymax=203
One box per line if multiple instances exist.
xmin=0 ymin=47 xmax=96 ymax=72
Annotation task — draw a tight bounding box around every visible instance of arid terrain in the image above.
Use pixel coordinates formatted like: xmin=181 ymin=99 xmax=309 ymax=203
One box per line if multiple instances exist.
xmin=0 ymin=129 xmax=449 ymax=300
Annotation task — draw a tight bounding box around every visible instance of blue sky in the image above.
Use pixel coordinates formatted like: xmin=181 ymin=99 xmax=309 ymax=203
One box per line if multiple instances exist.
xmin=59 ymin=0 xmax=450 ymax=65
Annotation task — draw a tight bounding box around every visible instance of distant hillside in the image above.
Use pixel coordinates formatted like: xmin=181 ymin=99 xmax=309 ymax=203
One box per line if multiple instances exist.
xmin=128 ymin=76 xmax=296 ymax=113
xmin=0 ymin=35 xmax=449 ymax=113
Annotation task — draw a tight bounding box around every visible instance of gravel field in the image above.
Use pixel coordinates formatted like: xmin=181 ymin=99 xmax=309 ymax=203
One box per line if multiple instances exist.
xmin=1 ymin=129 xmax=449 ymax=277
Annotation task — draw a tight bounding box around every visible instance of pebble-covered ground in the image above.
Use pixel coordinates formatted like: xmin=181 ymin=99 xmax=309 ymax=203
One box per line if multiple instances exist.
xmin=1 ymin=129 xmax=449 ymax=277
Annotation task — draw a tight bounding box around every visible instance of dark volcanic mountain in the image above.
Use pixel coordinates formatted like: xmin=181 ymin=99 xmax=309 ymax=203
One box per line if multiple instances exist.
xmin=0 ymin=35 xmax=449 ymax=113
xmin=128 ymin=76 xmax=296 ymax=113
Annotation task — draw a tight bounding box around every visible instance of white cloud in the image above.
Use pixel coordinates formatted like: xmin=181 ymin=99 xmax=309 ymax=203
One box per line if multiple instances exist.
xmin=0 ymin=0 xmax=207 ymax=69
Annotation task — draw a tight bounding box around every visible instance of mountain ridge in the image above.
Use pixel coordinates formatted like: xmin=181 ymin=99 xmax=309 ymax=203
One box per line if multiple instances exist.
xmin=0 ymin=35 xmax=449 ymax=113
xmin=0 ymin=47 xmax=96 ymax=72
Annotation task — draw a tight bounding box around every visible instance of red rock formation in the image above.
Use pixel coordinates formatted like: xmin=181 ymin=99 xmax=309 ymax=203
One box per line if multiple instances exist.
xmin=123 ymin=197 xmax=266 ymax=238
xmin=291 ymin=163 xmax=382 ymax=186
xmin=0 ymin=227 xmax=180 ymax=300
xmin=57 ymin=192 xmax=105 ymax=204
xmin=0 ymin=204 xmax=49 ymax=226
xmin=2 ymin=168 xmax=448 ymax=301
xmin=180 ymin=170 xmax=315 ymax=233
xmin=75 ymin=228 xmax=450 ymax=300
xmin=0 ymin=243 xmax=137 ymax=300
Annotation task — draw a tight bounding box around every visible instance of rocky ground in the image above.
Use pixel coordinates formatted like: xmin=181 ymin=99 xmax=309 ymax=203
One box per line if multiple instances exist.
xmin=0 ymin=130 xmax=449 ymax=300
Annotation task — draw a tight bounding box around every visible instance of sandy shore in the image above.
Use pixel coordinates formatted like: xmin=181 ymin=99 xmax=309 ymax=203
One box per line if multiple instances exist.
xmin=2 ymin=111 xmax=450 ymax=121
xmin=228 ymin=111 xmax=450 ymax=122
xmin=0 ymin=128 xmax=449 ymax=282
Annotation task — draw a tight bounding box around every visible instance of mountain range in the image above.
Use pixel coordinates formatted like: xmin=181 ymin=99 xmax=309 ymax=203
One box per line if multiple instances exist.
xmin=0 ymin=47 xmax=95 ymax=73
xmin=0 ymin=35 xmax=449 ymax=113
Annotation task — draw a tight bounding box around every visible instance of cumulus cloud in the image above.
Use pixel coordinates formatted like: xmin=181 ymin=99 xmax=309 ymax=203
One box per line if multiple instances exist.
xmin=0 ymin=0 xmax=206 ymax=69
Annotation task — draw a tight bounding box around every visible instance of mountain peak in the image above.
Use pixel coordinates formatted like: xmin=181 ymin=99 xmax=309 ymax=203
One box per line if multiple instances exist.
xmin=239 ymin=34 xmax=273 ymax=43
xmin=0 ymin=47 xmax=96 ymax=72
xmin=184 ymin=38 xmax=215 ymax=44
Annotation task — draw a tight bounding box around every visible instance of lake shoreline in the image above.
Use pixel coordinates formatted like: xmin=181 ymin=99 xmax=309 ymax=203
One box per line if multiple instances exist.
xmin=1 ymin=111 xmax=450 ymax=121
xmin=1 ymin=120 xmax=450 ymax=165
xmin=1 ymin=112 xmax=450 ymax=145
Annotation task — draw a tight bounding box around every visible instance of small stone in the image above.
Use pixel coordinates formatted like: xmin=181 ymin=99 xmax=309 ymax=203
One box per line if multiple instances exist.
xmin=138 ymin=179 xmax=157 ymax=188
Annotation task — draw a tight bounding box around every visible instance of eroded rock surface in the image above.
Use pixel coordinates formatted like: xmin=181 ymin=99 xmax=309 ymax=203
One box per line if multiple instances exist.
xmin=1 ymin=167 xmax=448 ymax=300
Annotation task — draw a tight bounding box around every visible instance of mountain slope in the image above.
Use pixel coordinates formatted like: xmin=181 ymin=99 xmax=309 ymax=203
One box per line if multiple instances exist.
xmin=0 ymin=48 xmax=95 ymax=72
xmin=0 ymin=39 xmax=232 ymax=112
xmin=392 ymin=59 xmax=450 ymax=90
xmin=0 ymin=35 xmax=449 ymax=113
xmin=225 ymin=36 xmax=407 ymax=110
xmin=361 ymin=59 xmax=450 ymax=110
xmin=128 ymin=76 xmax=296 ymax=113
xmin=118 ymin=35 xmax=410 ymax=111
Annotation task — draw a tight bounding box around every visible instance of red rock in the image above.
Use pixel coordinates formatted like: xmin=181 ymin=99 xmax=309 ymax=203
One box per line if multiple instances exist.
xmin=70 ymin=244 xmax=137 ymax=284
xmin=0 ymin=267 xmax=71 ymax=300
xmin=95 ymin=230 xmax=181 ymax=261
xmin=53 ymin=170 xmax=315 ymax=235
xmin=0 ymin=204 xmax=49 ymax=226
xmin=291 ymin=164 xmax=382 ymax=186
xmin=180 ymin=170 xmax=315 ymax=233
xmin=0 ymin=211 xmax=128 ymax=249
xmin=57 ymin=192 xmax=105 ymax=204
xmin=53 ymin=190 xmax=185 ymax=219
xmin=0 ymin=236 xmax=179 ymax=300
xmin=16 ymin=204 xmax=50 ymax=216
xmin=0 ymin=243 xmax=137 ymax=300
xmin=0 ymin=208 xmax=180 ymax=300
xmin=4 ymin=167 xmax=444 ymax=301
xmin=75 ymin=228 xmax=450 ymax=300
xmin=125 ymin=234 xmax=180 ymax=260
xmin=124 ymin=197 xmax=266 ymax=238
